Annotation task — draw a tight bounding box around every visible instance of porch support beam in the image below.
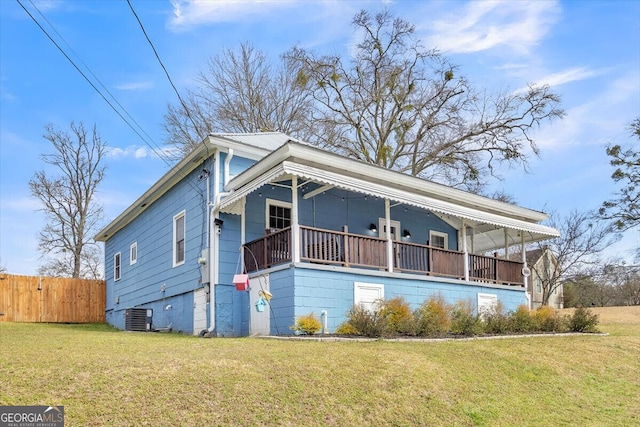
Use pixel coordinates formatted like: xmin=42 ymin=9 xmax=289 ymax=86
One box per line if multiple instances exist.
xmin=302 ymin=184 xmax=334 ymax=200
xmin=462 ymin=221 xmax=469 ymax=281
xmin=521 ymin=232 xmax=530 ymax=307
xmin=385 ymin=198 xmax=394 ymax=273
xmin=292 ymin=176 xmax=300 ymax=263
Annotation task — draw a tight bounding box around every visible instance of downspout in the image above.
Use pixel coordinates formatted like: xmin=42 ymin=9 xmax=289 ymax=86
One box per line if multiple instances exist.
xmin=208 ymin=149 xmax=234 ymax=333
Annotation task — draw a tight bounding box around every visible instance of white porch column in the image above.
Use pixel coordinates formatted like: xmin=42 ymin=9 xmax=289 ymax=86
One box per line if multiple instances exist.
xmin=291 ymin=176 xmax=300 ymax=263
xmin=504 ymin=228 xmax=510 ymax=257
xmin=521 ymin=232 xmax=530 ymax=308
xmin=385 ymin=198 xmax=394 ymax=273
xmin=240 ymin=198 xmax=246 ymax=269
xmin=462 ymin=221 xmax=469 ymax=281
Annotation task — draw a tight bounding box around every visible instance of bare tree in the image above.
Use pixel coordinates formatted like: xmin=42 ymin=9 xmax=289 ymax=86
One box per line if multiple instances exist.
xmin=287 ymin=10 xmax=564 ymax=189
xmin=163 ymin=42 xmax=314 ymax=158
xmin=29 ymin=122 xmax=106 ymax=278
xmin=530 ymin=210 xmax=617 ymax=306
xmin=600 ymin=117 xmax=640 ymax=230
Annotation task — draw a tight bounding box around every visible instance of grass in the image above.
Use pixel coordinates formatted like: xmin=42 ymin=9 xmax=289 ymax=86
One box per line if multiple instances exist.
xmin=1 ymin=306 xmax=639 ymax=426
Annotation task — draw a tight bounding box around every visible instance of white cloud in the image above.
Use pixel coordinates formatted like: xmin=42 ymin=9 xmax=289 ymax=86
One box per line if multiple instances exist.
xmin=106 ymin=145 xmax=179 ymax=160
xmin=107 ymin=145 xmax=151 ymax=159
xmin=169 ymin=0 xmax=297 ymax=31
xmin=425 ymin=0 xmax=561 ymax=55
xmin=532 ymin=70 xmax=640 ymax=150
xmin=114 ymin=81 xmax=154 ymax=91
xmin=515 ymin=67 xmax=606 ymax=93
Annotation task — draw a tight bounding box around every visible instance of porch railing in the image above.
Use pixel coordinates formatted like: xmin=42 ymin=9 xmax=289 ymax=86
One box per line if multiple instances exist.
xmin=243 ymin=225 xmax=524 ymax=286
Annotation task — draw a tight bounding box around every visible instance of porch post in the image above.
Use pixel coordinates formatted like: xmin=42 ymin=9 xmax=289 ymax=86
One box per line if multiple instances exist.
xmin=385 ymin=198 xmax=394 ymax=273
xmin=462 ymin=221 xmax=469 ymax=281
xmin=504 ymin=228 xmax=510 ymax=256
xmin=291 ymin=176 xmax=300 ymax=263
xmin=521 ymin=232 xmax=530 ymax=307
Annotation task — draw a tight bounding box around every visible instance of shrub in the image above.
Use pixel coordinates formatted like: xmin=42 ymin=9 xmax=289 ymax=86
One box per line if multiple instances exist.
xmin=378 ymin=296 xmax=415 ymax=336
xmin=482 ymin=302 xmax=512 ymax=334
xmin=509 ymin=305 xmax=536 ymax=333
xmin=341 ymin=303 xmax=387 ymax=337
xmin=450 ymin=300 xmax=482 ymax=336
xmin=533 ymin=306 xmax=567 ymax=332
xmin=335 ymin=322 xmax=359 ymax=335
xmin=290 ymin=312 xmax=322 ymax=335
xmin=568 ymin=307 xmax=600 ymax=333
xmin=414 ymin=294 xmax=451 ymax=337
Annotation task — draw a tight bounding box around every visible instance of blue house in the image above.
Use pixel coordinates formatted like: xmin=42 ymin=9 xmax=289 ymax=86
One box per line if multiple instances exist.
xmin=95 ymin=132 xmax=560 ymax=336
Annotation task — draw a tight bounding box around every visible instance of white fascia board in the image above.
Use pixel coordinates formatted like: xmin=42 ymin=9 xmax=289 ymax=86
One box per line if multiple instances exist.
xmin=225 ymin=142 xmax=548 ymax=223
xmin=280 ymin=161 xmax=559 ymax=237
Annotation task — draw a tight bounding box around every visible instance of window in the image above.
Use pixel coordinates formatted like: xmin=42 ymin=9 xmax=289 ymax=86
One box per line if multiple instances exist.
xmin=429 ymin=231 xmax=448 ymax=249
xmin=266 ymin=199 xmax=291 ymax=230
xmin=173 ymin=211 xmax=185 ymax=267
xmin=130 ymin=242 xmax=137 ymax=265
xmin=114 ymin=252 xmax=121 ymax=281
xmin=535 ymin=277 xmax=542 ymax=294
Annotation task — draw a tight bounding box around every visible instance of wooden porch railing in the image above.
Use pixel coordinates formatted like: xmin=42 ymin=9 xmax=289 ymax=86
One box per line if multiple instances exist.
xmin=242 ymin=226 xmax=524 ymax=286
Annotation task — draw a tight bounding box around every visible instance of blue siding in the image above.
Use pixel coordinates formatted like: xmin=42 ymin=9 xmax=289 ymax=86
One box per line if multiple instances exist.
xmin=104 ymin=160 xmax=214 ymax=334
xmin=264 ymin=266 xmax=527 ymax=334
xmin=244 ymin=186 xmax=457 ymax=250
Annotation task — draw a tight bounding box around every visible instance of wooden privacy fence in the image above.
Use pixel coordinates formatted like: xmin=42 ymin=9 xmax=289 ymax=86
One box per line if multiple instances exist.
xmin=0 ymin=274 xmax=106 ymax=323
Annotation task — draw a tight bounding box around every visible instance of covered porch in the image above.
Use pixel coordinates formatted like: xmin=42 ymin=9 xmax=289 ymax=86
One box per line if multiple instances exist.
xmin=243 ymin=225 xmax=526 ymax=286
xmin=216 ymin=143 xmax=560 ymax=294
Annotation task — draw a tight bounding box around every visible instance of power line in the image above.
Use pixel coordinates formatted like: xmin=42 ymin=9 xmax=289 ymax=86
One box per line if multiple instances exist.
xmin=17 ymin=0 xmax=175 ymax=169
xmin=17 ymin=0 xmax=206 ymax=197
xmin=126 ymin=0 xmax=205 ymax=143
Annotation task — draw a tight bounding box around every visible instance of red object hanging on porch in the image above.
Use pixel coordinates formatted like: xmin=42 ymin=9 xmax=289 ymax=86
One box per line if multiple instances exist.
xmin=233 ymin=274 xmax=249 ymax=291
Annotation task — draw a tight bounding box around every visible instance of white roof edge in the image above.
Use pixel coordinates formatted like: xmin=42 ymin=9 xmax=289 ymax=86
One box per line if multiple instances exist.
xmin=220 ymin=160 xmax=559 ymax=237
xmin=227 ymin=142 xmax=549 ymax=223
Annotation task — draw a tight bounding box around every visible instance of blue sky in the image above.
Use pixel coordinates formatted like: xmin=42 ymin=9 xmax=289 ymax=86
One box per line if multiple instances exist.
xmin=1 ymin=0 xmax=639 ymax=276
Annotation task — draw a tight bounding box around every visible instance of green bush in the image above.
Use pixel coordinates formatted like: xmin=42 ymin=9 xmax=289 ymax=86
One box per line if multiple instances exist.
xmin=568 ymin=307 xmax=600 ymax=333
xmin=290 ymin=312 xmax=322 ymax=335
xmin=378 ymin=296 xmax=415 ymax=336
xmin=450 ymin=300 xmax=482 ymax=336
xmin=414 ymin=294 xmax=451 ymax=337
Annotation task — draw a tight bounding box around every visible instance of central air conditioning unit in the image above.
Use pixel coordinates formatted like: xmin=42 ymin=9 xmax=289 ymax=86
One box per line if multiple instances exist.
xmin=125 ymin=308 xmax=153 ymax=332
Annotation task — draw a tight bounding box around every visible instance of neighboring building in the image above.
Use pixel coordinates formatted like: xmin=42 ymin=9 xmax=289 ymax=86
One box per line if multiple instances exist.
xmin=527 ymin=247 xmax=563 ymax=309
xmin=95 ymin=132 xmax=560 ymax=336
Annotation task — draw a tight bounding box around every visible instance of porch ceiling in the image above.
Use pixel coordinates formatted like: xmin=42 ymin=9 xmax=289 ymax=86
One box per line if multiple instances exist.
xmin=218 ymin=160 xmax=559 ymax=249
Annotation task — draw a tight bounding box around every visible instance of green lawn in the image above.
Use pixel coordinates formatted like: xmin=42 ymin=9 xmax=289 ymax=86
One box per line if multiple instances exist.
xmin=1 ymin=307 xmax=639 ymax=426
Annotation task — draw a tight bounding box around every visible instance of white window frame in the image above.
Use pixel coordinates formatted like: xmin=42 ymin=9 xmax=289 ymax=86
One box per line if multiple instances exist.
xmin=173 ymin=210 xmax=186 ymax=267
xmin=429 ymin=230 xmax=448 ymax=249
xmin=130 ymin=242 xmax=137 ymax=265
xmin=265 ymin=198 xmax=292 ymax=231
xmin=535 ymin=277 xmax=542 ymax=294
xmin=113 ymin=252 xmax=121 ymax=281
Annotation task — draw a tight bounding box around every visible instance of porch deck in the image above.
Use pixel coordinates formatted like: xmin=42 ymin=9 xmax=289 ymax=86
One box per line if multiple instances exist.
xmin=243 ymin=226 xmax=524 ymax=286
